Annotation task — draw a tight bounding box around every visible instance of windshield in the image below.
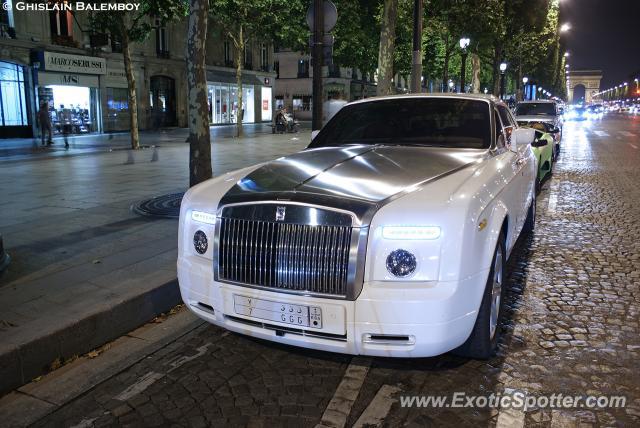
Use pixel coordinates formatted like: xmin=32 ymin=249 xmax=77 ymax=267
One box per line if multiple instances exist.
xmin=515 ymin=103 xmax=557 ymax=116
xmin=517 ymin=121 xmax=551 ymax=133
xmin=309 ymin=98 xmax=491 ymax=149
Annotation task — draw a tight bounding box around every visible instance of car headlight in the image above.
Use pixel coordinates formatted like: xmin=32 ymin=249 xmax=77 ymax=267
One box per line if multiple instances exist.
xmin=386 ymin=249 xmax=417 ymax=277
xmin=193 ymin=230 xmax=208 ymax=254
xmin=382 ymin=226 xmax=441 ymax=240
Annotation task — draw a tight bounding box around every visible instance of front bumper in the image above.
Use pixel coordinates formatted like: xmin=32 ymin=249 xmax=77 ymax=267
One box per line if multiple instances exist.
xmin=178 ymin=256 xmax=488 ymax=358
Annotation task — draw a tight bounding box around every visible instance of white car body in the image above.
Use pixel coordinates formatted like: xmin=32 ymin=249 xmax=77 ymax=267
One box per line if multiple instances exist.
xmin=177 ymin=94 xmax=537 ymax=358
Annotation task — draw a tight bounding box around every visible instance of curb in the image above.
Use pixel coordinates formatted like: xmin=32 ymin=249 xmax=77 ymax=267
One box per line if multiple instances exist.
xmin=0 ymin=279 xmax=182 ymax=396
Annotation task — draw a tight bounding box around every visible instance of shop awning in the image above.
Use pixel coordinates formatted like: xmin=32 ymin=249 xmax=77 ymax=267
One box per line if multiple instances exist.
xmin=207 ymin=69 xmax=265 ymax=86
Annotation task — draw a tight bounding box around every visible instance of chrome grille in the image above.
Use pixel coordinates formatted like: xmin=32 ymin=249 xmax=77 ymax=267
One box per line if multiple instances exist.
xmin=218 ymin=218 xmax=352 ymax=297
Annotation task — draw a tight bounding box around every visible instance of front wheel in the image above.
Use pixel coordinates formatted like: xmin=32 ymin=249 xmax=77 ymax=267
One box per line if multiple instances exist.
xmin=453 ymin=233 xmax=506 ymax=359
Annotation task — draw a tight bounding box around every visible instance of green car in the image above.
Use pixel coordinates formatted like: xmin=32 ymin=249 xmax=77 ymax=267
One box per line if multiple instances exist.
xmin=518 ymin=121 xmax=554 ymax=190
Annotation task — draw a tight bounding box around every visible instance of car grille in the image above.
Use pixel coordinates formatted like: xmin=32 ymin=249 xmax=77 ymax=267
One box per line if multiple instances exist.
xmin=217 ymin=217 xmax=352 ymax=297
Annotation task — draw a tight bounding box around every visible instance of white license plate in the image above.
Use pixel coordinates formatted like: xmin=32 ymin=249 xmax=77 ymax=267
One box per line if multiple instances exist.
xmin=233 ymin=295 xmax=322 ymax=329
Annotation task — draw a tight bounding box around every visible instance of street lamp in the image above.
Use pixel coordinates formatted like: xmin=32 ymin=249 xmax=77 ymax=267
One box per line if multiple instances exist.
xmin=499 ymin=61 xmax=507 ymax=100
xmin=522 ymin=76 xmax=529 ymax=100
xmin=459 ymin=37 xmax=470 ymax=93
xmin=560 ymin=23 xmax=571 ymax=32
xmin=448 ymin=79 xmax=454 ymax=92
xmin=564 ymin=52 xmax=570 ymax=57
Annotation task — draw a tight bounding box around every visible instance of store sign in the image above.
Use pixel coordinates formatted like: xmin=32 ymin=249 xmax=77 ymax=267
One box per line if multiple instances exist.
xmin=38 ymin=71 xmax=99 ymax=88
xmin=41 ymin=51 xmax=106 ymax=75
xmin=105 ymin=68 xmax=129 ymax=88
xmin=261 ymin=87 xmax=272 ymax=122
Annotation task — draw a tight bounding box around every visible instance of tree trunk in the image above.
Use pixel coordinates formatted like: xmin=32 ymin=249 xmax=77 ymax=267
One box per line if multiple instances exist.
xmin=471 ymin=53 xmax=480 ymax=93
xmin=376 ymin=0 xmax=398 ymax=96
xmin=121 ymin=21 xmax=139 ymax=150
xmin=441 ymin=34 xmax=450 ymax=92
xmin=235 ymin=25 xmax=244 ymax=138
xmin=186 ymin=0 xmax=212 ymax=187
xmin=491 ymin=44 xmax=501 ymax=96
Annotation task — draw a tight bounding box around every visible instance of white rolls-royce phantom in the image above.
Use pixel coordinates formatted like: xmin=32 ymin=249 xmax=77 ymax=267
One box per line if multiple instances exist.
xmin=177 ymin=94 xmax=537 ymax=359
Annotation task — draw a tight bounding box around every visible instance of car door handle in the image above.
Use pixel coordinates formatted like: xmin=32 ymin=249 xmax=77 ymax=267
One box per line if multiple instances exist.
xmin=516 ymin=157 xmax=526 ymax=166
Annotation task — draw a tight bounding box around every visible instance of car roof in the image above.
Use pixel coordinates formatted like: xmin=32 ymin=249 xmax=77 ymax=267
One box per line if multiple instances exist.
xmin=347 ymin=92 xmax=505 ymax=108
xmin=517 ymin=100 xmax=557 ymax=104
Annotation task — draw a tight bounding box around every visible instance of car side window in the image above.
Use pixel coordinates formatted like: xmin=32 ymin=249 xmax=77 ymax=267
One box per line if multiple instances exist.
xmin=494 ymin=110 xmax=506 ymax=149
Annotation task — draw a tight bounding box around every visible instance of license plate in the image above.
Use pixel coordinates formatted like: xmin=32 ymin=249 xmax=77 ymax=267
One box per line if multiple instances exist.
xmin=233 ymin=295 xmax=322 ymax=329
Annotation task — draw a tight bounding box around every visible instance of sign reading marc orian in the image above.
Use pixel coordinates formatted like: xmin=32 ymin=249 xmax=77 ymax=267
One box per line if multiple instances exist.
xmin=42 ymin=52 xmax=106 ymax=75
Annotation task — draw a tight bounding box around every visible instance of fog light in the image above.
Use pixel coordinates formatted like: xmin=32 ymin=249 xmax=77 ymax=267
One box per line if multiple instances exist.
xmin=193 ymin=230 xmax=208 ymax=254
xmin=386 ymin=249 xmax=417 ymax=278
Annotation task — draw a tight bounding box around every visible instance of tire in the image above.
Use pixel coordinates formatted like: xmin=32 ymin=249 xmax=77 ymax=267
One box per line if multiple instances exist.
xmin=453 ymin=233 xmax=506 ymax=359
xmin=522 ymin=190 xmax=536 ymax=234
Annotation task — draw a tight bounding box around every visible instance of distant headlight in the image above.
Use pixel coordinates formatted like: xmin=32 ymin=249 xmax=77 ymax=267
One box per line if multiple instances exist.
xmin=382 ymin=226 xmax=441 ymax=240
xmin=193 ymin=230 xmax=208 ymax=254
xmin=386 ymin=249 xmax=417 ymax=277
xmin=191 ymin=210 xmax=216 ymax=224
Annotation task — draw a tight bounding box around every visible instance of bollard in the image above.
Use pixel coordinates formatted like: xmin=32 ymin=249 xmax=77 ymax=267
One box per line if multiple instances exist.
xmin=124 ymin=150 xmax=135 ymax=164
xmin=151 ymin=146 xmax=159 ymax=162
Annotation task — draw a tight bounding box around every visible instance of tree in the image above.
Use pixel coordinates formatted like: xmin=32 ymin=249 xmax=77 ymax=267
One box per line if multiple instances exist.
xmin=89 ymin=1 xmax=187 ymax=150
xmin=187 ymin=0 xmax=212 ymax=186
xmin=377 ymin=0 xmax=399 ymax=95
xmin=211 ymin=0 xmax=304 ymax=138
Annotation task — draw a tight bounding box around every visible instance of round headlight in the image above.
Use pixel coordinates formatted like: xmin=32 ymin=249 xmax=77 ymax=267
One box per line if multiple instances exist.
xmin=193 ymin=230 xmax=208 ymax=254
xmin=386 ymin=249 xmax=417 ymax=278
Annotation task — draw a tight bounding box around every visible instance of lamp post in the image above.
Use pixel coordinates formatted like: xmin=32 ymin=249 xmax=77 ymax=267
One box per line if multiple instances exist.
xmin=499 ymin=61 xmax=507 ymax=100
xmin=448 ymin=80 xmax=455 ymax=92
xmin=560 ymin=23 xmax=571 ymax=33
xmin=522 ymin=76 xmax=529 ymax=100
xmin=459 ymin=37 xmax=470 ymax=93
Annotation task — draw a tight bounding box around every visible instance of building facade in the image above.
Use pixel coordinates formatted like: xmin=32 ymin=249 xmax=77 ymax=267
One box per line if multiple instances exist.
xmin=273 ymin=49 xmax=376 ymax=121
xmin=0 ymin=2 xmax=276 ymax=139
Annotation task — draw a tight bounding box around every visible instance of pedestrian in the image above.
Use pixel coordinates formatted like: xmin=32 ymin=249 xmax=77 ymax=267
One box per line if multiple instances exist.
xmin=59 ymin=104 xmax=72 ymax=149
xmin=37 ymin=102 xmax=53 ymax=146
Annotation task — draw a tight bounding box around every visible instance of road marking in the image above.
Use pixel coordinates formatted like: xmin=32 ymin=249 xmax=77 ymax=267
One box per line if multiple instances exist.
xmin=593 ymin=130 xmax=609 ymax=137
xmin=316 ymin=357 xmax=371 ymax=428
xmin=629 ymin=144 xmax=638 ymax=150
xmin=620 ymin=131 xmax=637 ymax=137
xmin=353 ymin=384 xmax=402 ymax=428
xmin=114 ymin=342 xmax=213 ymax=402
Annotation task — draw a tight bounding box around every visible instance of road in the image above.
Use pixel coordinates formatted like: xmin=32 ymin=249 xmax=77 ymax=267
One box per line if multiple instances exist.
xmin=21 ymin=115 xmax=640 ymax=427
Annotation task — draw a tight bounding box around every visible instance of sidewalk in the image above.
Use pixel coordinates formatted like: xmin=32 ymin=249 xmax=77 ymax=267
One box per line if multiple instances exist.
xmin=0 ymin=130 xmax=310 ymax=395
xmin=0 ymin=122 xmax=309 ymax=163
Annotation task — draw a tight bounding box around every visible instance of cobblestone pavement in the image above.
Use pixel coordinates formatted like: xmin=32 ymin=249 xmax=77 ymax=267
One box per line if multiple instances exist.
xmin=31 ymin=116 xmax=640 ymax=427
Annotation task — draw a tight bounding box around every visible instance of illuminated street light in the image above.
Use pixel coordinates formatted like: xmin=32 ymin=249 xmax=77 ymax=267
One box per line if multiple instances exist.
xmin=522 ymin=77 xmax=529 ymax=100
xmin=560 ymin=23 xmax=571 ymax=32
xmin=499 ymin=61 xmax=507 ymax=99
xmin=564 ymin=52 xmax=570 ymax=57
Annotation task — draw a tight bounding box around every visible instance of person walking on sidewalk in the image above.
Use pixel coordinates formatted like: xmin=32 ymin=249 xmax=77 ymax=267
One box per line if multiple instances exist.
xmin=59 ymin=105 xmax=72 ymax=149
xmin=37 ymin=102 xmax=53 ymax=146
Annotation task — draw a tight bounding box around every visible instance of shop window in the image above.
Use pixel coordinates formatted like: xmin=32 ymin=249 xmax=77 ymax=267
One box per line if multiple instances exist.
xmin=105 ymin=87 xmax=130 ymax=131
xmin=275 ymin=96 xmax=284 ymax=111
xmin=297 ymin=59 xmax=309 ymax=78
xmin=155 ymin=19 xmax=169 ymax=58
xmin=224 ymin=40 xmax=233 ymax=67
xmin=150 ymin=76 xmax=176 ymax=127
xmin=49 ymin=3 xmax=75 ymax=47
xmin=38 ymin=85 xmax=98 ymax=134
xmin=244 ymin=45 xmax=252 ymax=70
xmin=0 ymin=61 xmax=28 ymax=127
xmin=260 ymin=43 xmax=269 ymax=72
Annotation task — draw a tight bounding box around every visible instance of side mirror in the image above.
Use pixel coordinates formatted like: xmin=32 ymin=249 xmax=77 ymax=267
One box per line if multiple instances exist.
xmin=311 ymin=130 xmax=320 ymax=141
xmin=511 ymin=128 xmax=536 ymax=151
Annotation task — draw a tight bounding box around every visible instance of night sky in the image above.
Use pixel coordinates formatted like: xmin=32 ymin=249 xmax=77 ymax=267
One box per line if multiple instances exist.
xmin=561 ymin=0 xmax=640 ymax=89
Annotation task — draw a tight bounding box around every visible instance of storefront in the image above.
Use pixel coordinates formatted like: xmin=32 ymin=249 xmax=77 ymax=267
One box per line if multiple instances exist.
xmin=33 ymin=51 xmax=105 ymax=136
xmin=0 ymin=60 xmax=31 ymax=138
xmin=104 ymin=67 xmax=130 ymax=132
xmin=206 ymin=70 xmax=272 ymax=125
